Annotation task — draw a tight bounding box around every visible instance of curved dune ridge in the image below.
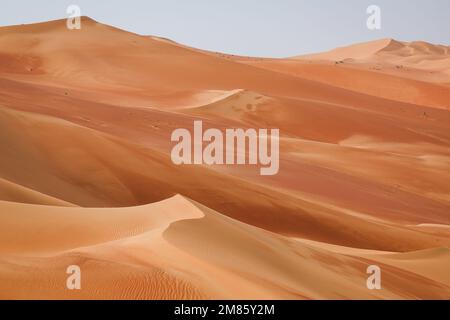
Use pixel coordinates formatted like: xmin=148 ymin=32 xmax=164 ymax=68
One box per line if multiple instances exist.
xmin=0 ymin=17 xmax=449 ymax=299
xmin=0 ymin=196 xmax=449 ymax=299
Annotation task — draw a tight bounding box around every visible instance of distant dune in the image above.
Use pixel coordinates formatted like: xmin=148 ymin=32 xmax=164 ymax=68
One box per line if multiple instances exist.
xmin=234 ymin=39 xmax=450 ymax=109
xmin=0 ymin=17 xmax=449 ymax=299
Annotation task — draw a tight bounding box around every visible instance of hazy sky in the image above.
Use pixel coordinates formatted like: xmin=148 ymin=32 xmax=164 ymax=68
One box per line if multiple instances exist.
xmin=1 ymin=0 xmax=449 ymax=57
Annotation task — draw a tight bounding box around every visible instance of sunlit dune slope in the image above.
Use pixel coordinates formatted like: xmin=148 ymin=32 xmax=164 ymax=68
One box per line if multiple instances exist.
xmin=0 ymin=196 xmax=448 ymax=299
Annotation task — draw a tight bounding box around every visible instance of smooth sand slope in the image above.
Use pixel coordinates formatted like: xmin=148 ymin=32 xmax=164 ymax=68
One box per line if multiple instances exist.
xmin=1 ymin=197 xmax=449 ymax=299
xmin=0 ymin=17 xmax=449 ymax=299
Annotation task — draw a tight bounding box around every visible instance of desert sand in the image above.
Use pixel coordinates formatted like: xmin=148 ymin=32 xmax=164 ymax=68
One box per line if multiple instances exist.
xmin=0 ymin=17 xmax=449 ymax=299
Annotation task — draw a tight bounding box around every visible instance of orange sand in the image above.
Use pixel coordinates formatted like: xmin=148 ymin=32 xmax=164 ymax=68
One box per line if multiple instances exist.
xmin=0 ymin=18 xmax=449 ymax=299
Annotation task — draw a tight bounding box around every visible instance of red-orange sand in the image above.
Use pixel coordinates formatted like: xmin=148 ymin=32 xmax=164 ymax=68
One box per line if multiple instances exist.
xmin=0 ymin=17 xmax=449 ymax=299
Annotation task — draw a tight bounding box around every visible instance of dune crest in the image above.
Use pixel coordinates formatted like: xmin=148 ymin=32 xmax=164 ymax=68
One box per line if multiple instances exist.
xmin=236 ymin=38 xmax=450 ymax=109
xmin=0 ymin=195 xmax=448 ymax=299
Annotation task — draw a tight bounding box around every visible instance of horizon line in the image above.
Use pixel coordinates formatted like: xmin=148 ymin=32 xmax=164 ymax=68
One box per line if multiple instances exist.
xmin=2 ymin=15 xmax=449 ymax=59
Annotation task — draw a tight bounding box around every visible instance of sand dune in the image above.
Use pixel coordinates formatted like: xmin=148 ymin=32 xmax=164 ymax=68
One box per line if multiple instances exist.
xmin=0 ymin=18 xmax=449 ymax=299
xmin=0 ymin=177 xmax=75 ymax=206
xmin=295 ymin=38 xmax=450 ymax=75
xmin=0 ymin=196 xmax=448 ymax=299
xmin=297 ymin=38 xmax=404 ymax=60
xmin=234 ymin=39 xmax=450 ymax=109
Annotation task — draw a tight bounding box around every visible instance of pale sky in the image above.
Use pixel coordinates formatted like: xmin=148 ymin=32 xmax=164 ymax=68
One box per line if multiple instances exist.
xmin=1 ymin=0 xmax=449 ymax=57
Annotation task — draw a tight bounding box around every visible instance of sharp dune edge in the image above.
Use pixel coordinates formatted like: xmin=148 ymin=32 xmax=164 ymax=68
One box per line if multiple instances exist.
xmin=0 ymin=17 xmax=449 ymax=299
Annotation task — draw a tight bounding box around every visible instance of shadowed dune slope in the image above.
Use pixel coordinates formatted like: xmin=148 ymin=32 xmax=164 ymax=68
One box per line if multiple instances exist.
xmin=0 ymin=196 xmax=449 ymax=299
